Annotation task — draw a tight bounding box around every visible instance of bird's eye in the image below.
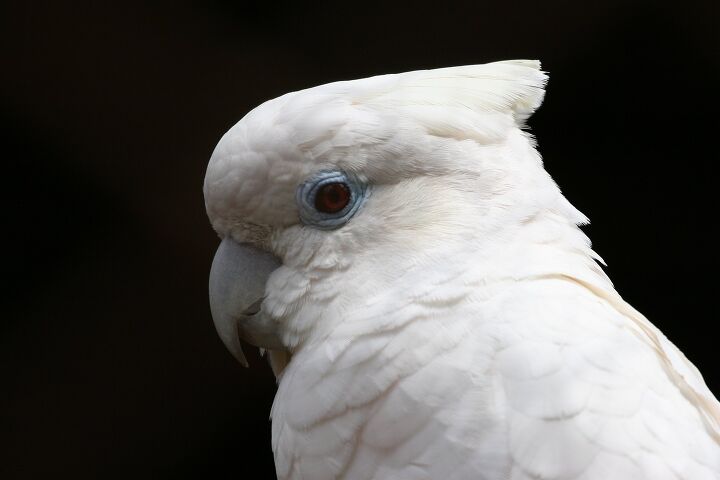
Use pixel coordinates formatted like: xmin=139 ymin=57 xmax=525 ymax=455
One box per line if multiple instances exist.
xmin=296 ymin=170 xmax=369 ymax=230
xmin=315 ymin=182 xmax=350 ymax=213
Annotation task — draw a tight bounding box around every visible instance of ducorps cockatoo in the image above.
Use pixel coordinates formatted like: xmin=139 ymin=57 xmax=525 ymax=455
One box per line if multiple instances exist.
xmin=204 ymin=60 xmax=720 ymax=479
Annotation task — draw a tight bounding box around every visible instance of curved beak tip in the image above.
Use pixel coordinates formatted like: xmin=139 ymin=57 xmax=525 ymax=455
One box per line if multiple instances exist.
xmin=232 ymin=344 xmax=249 ymax=368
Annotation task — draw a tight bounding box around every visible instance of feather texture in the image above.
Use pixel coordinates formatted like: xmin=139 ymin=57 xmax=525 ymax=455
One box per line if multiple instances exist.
xmin=203 ymin=60 xmax=720 ymax=479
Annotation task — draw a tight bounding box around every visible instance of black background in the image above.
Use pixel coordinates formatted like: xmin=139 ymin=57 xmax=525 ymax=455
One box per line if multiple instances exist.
xmin=2 ymin=1 xmax=718 ymax=478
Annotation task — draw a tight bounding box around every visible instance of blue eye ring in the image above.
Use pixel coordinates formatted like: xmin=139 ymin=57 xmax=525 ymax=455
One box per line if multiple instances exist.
xmin=296 ymin=170 xmax=369 ymax=230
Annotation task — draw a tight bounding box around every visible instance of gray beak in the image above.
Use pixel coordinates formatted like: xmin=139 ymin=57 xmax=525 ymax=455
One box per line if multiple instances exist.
xmin=208 ymin=237 xmax=283 ymax=366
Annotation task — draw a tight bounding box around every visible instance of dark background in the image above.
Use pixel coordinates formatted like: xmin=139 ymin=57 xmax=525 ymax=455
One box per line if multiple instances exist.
xmin=1 ymin=1 xmax=718 ymax=478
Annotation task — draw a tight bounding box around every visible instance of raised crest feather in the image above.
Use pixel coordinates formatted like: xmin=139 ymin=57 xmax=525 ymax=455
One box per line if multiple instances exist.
xmin=357 ymin=60 xmax=547 ymax=125
xmin=340 ymin=60 xmax=548 ymax=142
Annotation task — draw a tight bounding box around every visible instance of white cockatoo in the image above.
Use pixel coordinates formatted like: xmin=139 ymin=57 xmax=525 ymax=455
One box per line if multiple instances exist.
xmin=204 ymin=60 xmax=720 ymax=480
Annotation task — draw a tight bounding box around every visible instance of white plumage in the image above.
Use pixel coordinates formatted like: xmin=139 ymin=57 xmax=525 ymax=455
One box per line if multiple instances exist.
xmin=204 ymin=60 xmax=720 ymax=479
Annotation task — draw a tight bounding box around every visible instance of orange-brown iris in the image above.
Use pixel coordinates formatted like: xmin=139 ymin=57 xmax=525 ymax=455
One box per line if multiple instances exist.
xmin=315 ymin=182 xmax=351 ymax=213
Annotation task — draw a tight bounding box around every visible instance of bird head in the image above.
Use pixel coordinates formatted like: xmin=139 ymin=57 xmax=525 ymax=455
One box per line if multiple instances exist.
xmin=204 ymin=60 xmax=585 ymax=371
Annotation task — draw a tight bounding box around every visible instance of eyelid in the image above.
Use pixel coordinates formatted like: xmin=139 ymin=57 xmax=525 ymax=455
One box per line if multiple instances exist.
xmin=305 ymin=171 xmax=349 ymax=200
xmin=296 ymin=170 xmax=369 ymax=230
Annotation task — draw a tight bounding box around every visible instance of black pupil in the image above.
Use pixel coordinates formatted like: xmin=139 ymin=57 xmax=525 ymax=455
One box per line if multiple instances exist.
xmin=315 ymin=182 xmax=350 ymax=213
